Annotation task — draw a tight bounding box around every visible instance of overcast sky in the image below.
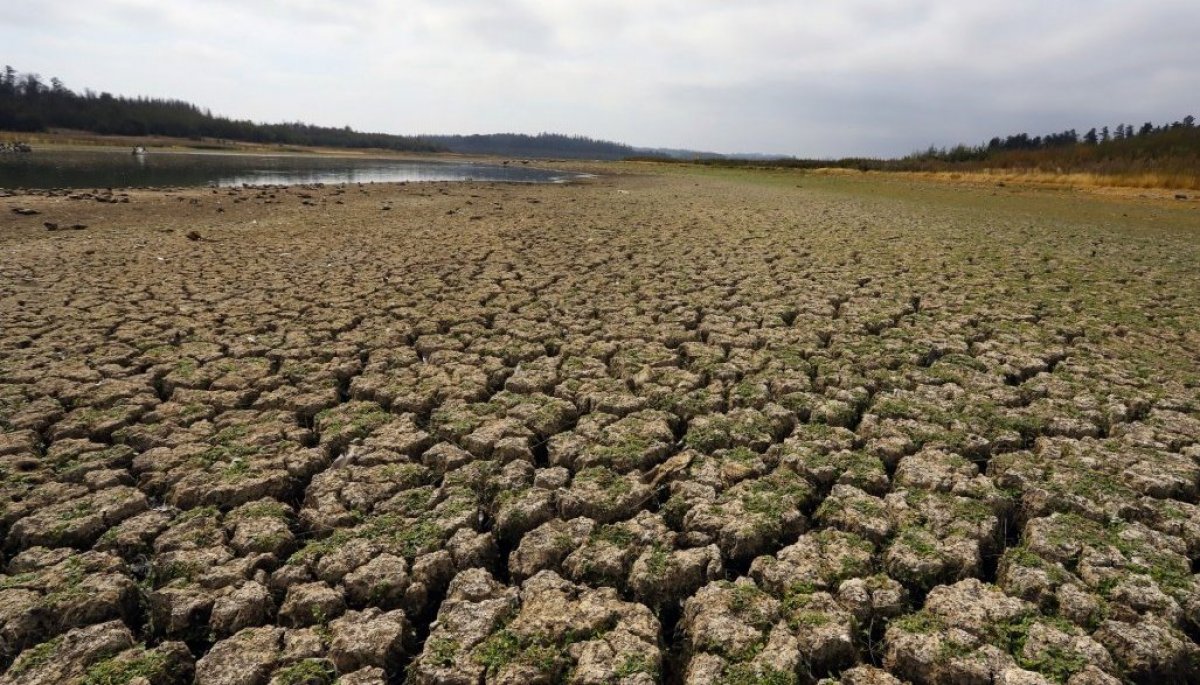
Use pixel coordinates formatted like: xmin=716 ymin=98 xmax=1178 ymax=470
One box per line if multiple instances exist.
xmin=4 ymin=0 xmax=1198 ymax=157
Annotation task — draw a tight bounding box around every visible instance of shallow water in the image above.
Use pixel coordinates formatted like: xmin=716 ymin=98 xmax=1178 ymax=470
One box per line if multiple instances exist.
xmin=0 ymin=149 xmax=581 ymax=189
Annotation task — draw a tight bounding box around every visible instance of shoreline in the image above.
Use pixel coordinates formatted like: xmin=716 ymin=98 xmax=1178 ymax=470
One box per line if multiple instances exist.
xmin=6 ymin=129 xmax=1199 ymax=196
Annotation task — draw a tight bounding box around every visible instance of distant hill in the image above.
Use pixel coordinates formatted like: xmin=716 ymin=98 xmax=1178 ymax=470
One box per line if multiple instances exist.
xmin=427 ymin=133 xmax=634 ymax=160
xmin=632 ymin=146 xmax=726 ymax=160
xmin=630 ymin=147 xmax=794 ymax=162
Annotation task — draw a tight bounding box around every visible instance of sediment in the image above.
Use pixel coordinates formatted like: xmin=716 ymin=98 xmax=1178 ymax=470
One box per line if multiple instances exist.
xmin=1 ymin=167 xmax=1199 ymax=684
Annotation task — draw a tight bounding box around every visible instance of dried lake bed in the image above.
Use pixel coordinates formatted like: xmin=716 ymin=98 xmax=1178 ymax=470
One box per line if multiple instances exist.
xmin=1 ymin=164 xmax=1199 ymax=684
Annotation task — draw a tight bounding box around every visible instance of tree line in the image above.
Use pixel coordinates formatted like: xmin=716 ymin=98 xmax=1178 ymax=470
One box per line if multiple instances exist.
xmin=912 ymin=115 xmax=1197 ymax=163
xmin=422 ymin=133 xmax=633 ymax=160
xmin=0 ymin=66 xmax=443 ymax=152
xmin=637 ymin=114 xmax=1200 ymax=188
xmin=0 ymin=66 xmax=637 ymax=159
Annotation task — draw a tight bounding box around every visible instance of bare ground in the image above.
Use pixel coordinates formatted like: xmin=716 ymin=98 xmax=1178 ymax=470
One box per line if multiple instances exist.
xmin=1 ymin=166 xmax=1199 ymax=684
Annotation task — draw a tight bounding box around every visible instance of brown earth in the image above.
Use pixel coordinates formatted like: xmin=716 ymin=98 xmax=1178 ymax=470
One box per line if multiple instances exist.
xmin=1 ymin=165 xmax=1199 ymax=684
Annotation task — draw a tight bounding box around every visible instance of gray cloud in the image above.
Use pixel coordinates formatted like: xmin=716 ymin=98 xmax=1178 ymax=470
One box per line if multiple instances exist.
xmin=3 ymin=0 xmax=1196 ymax=156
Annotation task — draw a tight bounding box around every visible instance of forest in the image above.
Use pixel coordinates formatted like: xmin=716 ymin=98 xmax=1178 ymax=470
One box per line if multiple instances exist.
xmin=638 ymin=116 xmax=1200 ymax=187
xmin=0 ymin=66 xmax=443 ymax=152
xmin=632 ymin=116 xmax=1200 ymax=188
xmin=903 ymin=117 xmax=1198 ymax=168
xmin=423 ymin=133 xmax=634 ymax=160
xmin=0 ymin=66 xmax=634 ymax=159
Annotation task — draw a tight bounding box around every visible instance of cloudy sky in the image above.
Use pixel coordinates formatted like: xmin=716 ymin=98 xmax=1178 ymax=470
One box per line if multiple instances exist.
xmin=4 ymin=0 xmax=1198 ymax=157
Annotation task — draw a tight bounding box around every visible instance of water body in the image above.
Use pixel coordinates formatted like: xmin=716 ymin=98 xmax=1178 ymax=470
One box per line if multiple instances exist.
xmin=0 ymin=149 xmax=583 ymax=189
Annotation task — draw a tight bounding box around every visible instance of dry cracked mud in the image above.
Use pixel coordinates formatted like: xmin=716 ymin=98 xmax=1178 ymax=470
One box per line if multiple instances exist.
xmin=2 ymin=165 xmax=1200 ymax=684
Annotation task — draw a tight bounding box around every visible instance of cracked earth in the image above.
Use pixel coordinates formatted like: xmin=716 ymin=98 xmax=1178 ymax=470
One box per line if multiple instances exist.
xmin=1 ymin=166 xmax=1199 ymax=684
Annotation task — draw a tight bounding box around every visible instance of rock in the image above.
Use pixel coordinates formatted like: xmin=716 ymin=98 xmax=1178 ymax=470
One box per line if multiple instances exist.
xmin=187 ymin=231 xmax=202 ymax=241
xmin=43 ymin=222 xmax=58 ymax=231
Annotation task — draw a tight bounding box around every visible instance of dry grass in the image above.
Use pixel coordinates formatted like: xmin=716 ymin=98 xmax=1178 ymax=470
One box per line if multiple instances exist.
xmin=907 ymin=168 xmax=1200 ymax=192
